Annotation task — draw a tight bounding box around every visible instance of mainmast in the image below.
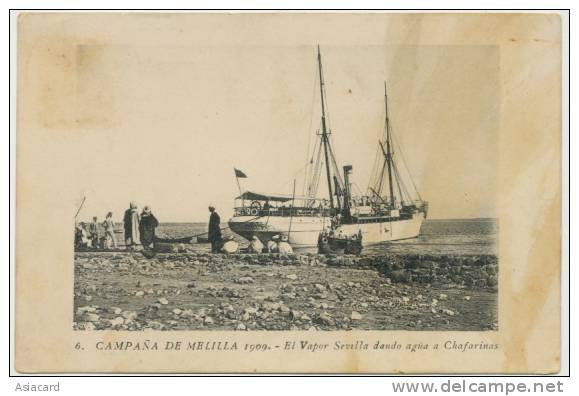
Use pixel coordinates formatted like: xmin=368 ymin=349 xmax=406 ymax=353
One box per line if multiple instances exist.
xmin=384 ymin=82 xmax=395 ymax=207
xmin=317 ymin=45 xmax=335 ymax=210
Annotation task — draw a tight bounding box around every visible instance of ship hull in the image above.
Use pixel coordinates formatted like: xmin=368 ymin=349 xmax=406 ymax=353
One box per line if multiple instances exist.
xmin=228 ymin=212 xmax=424 ymax=248
xmin=339 ymin=213 xmax=425 ymax=245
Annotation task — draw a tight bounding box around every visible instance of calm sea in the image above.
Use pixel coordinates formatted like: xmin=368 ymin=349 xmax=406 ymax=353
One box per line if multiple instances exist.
xmin=156 ymin=219 xmax=497 ymax=256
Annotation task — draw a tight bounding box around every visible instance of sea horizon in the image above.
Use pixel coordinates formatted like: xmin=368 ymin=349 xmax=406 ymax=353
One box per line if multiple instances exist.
xmin=157 ymin=217 xmax=498 ymax=224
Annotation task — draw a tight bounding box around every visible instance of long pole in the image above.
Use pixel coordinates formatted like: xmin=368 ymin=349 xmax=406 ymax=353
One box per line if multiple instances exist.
xmin=317 ymin=45 xmax=334 ymax=210
xmin=384 ymin=82 xmax=395 ymax=207
xmin=288 ymin=179 xmax=296 ymax=238
xmin=74 ymin=196 xmax=86 ymax=221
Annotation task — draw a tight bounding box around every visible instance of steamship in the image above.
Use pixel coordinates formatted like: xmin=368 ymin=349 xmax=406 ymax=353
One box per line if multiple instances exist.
xmin=228 ymin=46 xmax=428 ymax=248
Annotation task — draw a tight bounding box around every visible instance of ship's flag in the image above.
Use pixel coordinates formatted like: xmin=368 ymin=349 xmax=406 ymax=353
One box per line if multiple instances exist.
xmin=234 ymin=168 xmax=248 ymax=178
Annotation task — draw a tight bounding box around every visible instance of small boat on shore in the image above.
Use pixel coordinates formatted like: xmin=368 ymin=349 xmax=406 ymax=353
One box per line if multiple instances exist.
xmin=318 ymin=230 xmax=363 ymax=255
xmin=154 ymin=235 xmax=194 ymax=244
xmin=196 ymin=236 xmax=210 ymax=244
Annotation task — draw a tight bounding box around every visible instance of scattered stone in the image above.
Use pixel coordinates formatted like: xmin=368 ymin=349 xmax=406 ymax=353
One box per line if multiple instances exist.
xmin=390 ymin=270 xmax=409 ymax=283
xmin=236 ymin=323 xmax=246 ymax=330
xmin=350 ymin=311 xmax=363 ymax=321
xmin=316 ymin=312 xmax=334 ymax=326
xmin=289 ymin=310 xmax=301 ymax=320
xmin=442 ymin=309 xmax=455 ymax=316
xmin=83 ymin=322 xmax=96 ymax=331
xmin=122 ymin=311 xmax=138 ymax=321
xmin=110 ymin=317 xmax=124 ymax=326
xmin=75 ymin=250 xmax=497 ymax=331
xmin=76 ymin=306 xmax=96 ymax=315
xmin=263 ymin=302 xmax=280 ymax=311
xmin=236 ymin=276 xmax=254 ymax=284
xmin=85 ymin=313 xmax=100 ymax=322
xmin=280 ymin=293 xmax=296 ymax=300
xmin=148 ymin=321 xmax=164 ymax=330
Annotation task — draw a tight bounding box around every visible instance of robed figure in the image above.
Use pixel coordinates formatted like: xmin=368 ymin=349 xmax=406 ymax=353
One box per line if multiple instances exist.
xmin=123 ymin=202 xmax=140 ymax=249
xmin=208 ymin=205 xmax=222 ymax=253
xmin=139 ymin=206 xmax=159 ymax=249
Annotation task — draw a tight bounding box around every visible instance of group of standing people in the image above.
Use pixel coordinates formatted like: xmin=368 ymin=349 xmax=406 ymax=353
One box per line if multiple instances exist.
xmin=75 ymin=203 xmax=294 ymax=255
xmin=74 ymin=202 xmax=159 ymax=250
xmin=75 ymin=212 xmax=118 ymax=249
xmin=123 ymin=202 xmax=159 ymax=250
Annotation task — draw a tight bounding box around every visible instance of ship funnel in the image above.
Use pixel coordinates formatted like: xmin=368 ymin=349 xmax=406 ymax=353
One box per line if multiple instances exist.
xmin=343 ymin=165 xmax=353 ymax=210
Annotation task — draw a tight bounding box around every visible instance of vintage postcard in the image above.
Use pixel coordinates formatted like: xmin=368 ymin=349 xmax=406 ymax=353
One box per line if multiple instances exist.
xmin=14 ymin=12 xmax=562 ymax=373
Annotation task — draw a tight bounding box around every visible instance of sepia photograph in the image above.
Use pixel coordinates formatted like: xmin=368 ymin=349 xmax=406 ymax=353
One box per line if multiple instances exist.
xmin=71 ymin=43 xmax=498 ymax=333
xmin=14 ymin=11 xmax=562 ymax=373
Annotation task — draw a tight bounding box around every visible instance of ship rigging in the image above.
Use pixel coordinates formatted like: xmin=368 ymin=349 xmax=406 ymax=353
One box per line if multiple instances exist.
xmin=228 ymin=46 xmax=428 ymax=248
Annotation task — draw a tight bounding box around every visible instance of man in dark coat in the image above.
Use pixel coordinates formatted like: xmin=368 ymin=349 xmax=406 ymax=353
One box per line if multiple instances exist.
xmin=139 ymin=206 xmax=159 ymax=249
xmin=208 ymin=205 xmax=222 ymax=253
xmin=89 ymin=216 xmax=103 ymax=249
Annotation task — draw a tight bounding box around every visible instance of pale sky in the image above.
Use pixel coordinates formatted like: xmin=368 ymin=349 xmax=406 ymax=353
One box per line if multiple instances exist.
xmin=71 ymin=44 xmax=498 ymax=222
xmin=20 ymin=14 xmax=499 ymax=223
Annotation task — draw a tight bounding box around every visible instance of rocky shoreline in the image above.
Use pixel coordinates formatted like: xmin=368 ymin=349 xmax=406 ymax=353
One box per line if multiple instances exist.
xmin=74 ymin=251 xmax=498 ymax=332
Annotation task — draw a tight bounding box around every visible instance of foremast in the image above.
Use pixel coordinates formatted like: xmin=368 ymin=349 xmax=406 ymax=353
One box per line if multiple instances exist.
xmin=317 ymin=45 xmax=335 ymax=210
xmin=384 ymin=82 xmax=396 ymax=207
xmin=303 ymin=45 xmax=344 ymax=212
